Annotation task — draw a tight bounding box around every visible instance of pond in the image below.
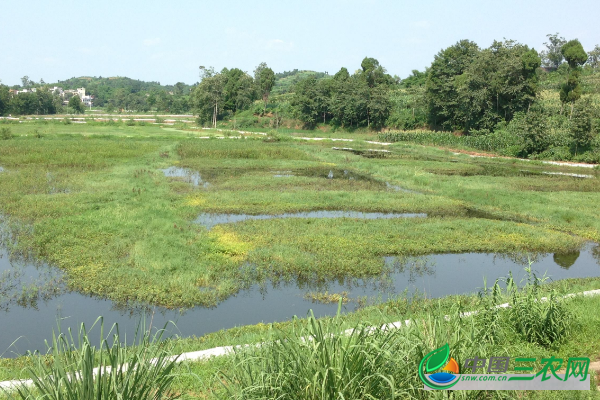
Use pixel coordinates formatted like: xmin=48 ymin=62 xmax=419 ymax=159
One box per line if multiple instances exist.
xmin=162 ymin=166 xmax=209 ymax=188
xmin=0 ymin=243 xmax=599 ymax=357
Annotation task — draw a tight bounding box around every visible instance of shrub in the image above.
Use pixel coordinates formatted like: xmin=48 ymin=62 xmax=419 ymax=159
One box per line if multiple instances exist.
xmin=1 ymin=127 xmax=12 ymax=140
xmin=535 ymin=146 xmax=573 ymax=161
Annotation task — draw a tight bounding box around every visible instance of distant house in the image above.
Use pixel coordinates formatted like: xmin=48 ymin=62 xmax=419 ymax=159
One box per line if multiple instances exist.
xmin=63 ymin=87 xmax=93 ymax=107
xmin=14 ymin=88 xmax=37 ymax=95
xmin=12 ymin=85 xmax=93 ymax=107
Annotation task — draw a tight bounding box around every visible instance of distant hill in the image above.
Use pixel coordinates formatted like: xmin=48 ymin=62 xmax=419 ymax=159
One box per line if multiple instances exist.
xmin=48 ymin=76 xmax=194 ymax=107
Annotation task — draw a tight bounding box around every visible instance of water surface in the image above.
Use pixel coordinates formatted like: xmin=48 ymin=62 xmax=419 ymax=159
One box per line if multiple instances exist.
xmin=0 ymin=243 xmax=598 ymax=356
xmin=194 ymin=211 xmax=427 ymax=230
xmin=161 ymin=167 xmax=208 ymax=187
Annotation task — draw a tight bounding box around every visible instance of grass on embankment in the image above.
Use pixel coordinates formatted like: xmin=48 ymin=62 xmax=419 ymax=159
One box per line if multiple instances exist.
xmin=1 ymin=129 xmax=596 ymax=308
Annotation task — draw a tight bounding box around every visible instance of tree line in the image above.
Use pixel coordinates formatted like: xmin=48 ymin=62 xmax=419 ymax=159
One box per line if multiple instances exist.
xmin=0 ymin=76 xmax=195 ymax=115
xmin=2 ymin=33 xmax=599 ymax=147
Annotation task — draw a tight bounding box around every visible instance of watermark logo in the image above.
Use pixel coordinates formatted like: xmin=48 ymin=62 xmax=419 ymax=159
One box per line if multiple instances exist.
xmin=418 ymin=344 xmax=460 ymax=389
xmin=419 ymin=344 xmax=591 ymax=391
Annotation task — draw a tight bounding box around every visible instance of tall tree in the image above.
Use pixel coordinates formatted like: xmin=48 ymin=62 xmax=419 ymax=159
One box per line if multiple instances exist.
xmin=222 ymin=68 xmax=256 ymax=114
xmin=290 ymin=75 xmax=320 ymax=128
xmin=540 ymin=33 xmax=566 ymax=68
xmin=457 ymin=40 xmax=541 ymax=131
xmin=192 ymin=67 xmax=226 ymax=127
xmin=0 ymin=85 xmax=9 ymax=116
xmin=426 ymin=39 xmax=480 ymax=131
xmin=401 ymin=70 xmax=428 ymax=88
xmin=173 ymin=82 xmax=186 ymax=96
xmin=570 ymin=99 xmax=596 ymax=155
xmin=21 ymin=76 xmax=31 ymax=88
xmin=588 ymin=45 xmax=600 ymax=69
xmin=254 ymin=62 xmax=275 ymax=114
xmin=358 ymin=57 xmax=393 ymax=128
xmin=68 ymin=95 xmax=85 ymax=114
xmin=360 ymin=57 xmax=394 ymax=88
xmin=560 ymin=39 xmax=587 ymax=117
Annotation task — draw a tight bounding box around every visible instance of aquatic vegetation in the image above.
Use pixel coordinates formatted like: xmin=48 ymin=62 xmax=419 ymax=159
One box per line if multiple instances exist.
xmin=303 ymin=291 xmax=349 ymax=304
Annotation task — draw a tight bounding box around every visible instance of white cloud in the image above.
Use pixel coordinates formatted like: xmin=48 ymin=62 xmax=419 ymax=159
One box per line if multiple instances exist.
xmin=410 ymin=20 xmax=430 ymax=29
xmin=143 ymin=38 xmax=163 ymax=46
xmin=266 ymin=39 xmax=294 ymax=52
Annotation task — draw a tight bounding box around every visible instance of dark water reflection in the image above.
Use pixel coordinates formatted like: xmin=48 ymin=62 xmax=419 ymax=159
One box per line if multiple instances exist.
xmin=0 ymin=244 xmax=599 ymax=357
xmin=553 ymin=252 xmax=581 ymax=269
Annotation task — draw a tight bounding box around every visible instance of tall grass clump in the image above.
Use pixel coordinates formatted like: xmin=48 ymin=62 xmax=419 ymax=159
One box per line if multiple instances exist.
xmin=217 ymin=302 xmax=512 ymax=399
xmin=508 ymin=267 xmax=572 ymax=348
xmin=474 ymin=265 xmax=573 ymax=349
xmin=3 ymin=319 xmax=180 ymax=400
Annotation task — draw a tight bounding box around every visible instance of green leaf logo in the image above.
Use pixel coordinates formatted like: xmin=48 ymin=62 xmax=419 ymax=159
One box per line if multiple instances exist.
xmin=426 ymin=344 xmax=450 ymax=373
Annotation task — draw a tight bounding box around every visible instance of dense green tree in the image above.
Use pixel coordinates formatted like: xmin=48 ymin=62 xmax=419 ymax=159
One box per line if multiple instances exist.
xmin=359 ymin=57 xmax=394 ymax=88
xmin=192 ymin=67 xmax=227 ymax=127
xmin=562 ymin=40 xmax=588 ymax=68
xmin=333 ymin=67 xmax=350 ymax=82
xmin=173 ymin=82 xmax=186 ymax=96
xmin=457 ymin=40 xmax=541 ymax=131
xmin=401 ymin=70 xmax=427 ymax=88
xmin=358 ymin=57 xmax=393 ymax=128
xmin=222 ymin=68 xmax=256 ymax=114
xmin=560 ymin=39 xmax=587 ymax=117
xmin=367 ymin=85 xmax=391 ymax=129
xmin=10 ymin=92 xmax=39 ymax=115
xmin=426 ymin=39 xmax=480 ymax=130
xmin=191 ymin=67 xmax=256 ymax=127
xmin=570 ymin=100 xmax=596 ymax=154
xmin=35 ymin=87 xmax=58 ymax=115
xmin=254 ymin=62 xmax=275 ymax=114
xmin=290 ymin=75 xmax=320 ymax=128
xmin=339 ymin=76 xmax=369 ymax=128
xmin=0 ymin=85 xmax=9 ymax=115
xmin=68 ymin=95 xmax=85 ymax=114
xmin=540 ymin=33 xmax=566 ymax=68
xmin=513 ymin=107 xmax=548 ymax=155
xmin=314 ymin=77 xmax=334 ymax=124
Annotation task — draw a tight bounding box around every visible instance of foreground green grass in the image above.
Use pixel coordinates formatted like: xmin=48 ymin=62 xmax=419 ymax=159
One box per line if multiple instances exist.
xmin=0 ymin=123 xmax=599 ymax=308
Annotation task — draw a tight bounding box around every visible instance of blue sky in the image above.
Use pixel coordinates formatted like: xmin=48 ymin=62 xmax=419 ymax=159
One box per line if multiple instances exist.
xmin=1 ymin=0 xmax=599 ymax=86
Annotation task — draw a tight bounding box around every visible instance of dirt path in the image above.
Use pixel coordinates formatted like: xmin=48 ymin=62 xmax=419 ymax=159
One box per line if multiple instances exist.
xmin=446 ymin=148 xmax=598 ymax=169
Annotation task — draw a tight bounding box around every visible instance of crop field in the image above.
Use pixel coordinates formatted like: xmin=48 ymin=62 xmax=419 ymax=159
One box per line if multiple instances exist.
xmin=0 ymin=121 xmax=598 ymax=309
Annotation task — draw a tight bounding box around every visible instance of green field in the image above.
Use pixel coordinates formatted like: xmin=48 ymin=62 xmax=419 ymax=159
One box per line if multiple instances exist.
xmin=0 ymin=121 xmax=598 ymax=309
